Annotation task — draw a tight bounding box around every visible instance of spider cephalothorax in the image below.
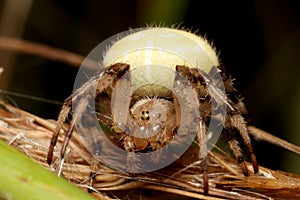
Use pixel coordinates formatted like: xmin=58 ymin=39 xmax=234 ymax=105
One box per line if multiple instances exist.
xmin=122 ymin=97 xmax=176 ymax=152
xmin=47 ymin=27 xmax=258 ymax=195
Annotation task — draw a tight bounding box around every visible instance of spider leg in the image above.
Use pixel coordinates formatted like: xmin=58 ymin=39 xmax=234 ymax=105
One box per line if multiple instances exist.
xmin=179 ymin=65 xmax=258 ymax=173
xmin=175 ymin=65 xmax=234 ymax=111
xmin=175 ymin=65 xmax=259 ymax=194
xmin=47 ymin=98 xmax=71 ymax=165
xmin=173 ymin=94 xmax=181 ymax=128
xmin=223 ymin=127 xmax=249 ymax=175
xmin=224 ymin=110 xmax=259 ymax=174
xmin=110 ymin=71 xmax=143 ymax=173
xmin=214 ymin=66 xmax=259 ymax=174
xmin=47 ymin=63 xmax=130 ymax=171
xmin=88 ymin=171 xmax=97 ymax=193
xmin=111 ymin=70 xmax=132 ymax=133
xmin=174 ymin=66 xmax=209 ymax=194
xmin=198 ymin=119 xmax=209 ymax=195
xmin=58 ymin=96 xmax=90 ymax=176
xmin=122 ymin=135 xmax=141 ymax=173
xmin=87 ymin=148 xmax=101 ymax=193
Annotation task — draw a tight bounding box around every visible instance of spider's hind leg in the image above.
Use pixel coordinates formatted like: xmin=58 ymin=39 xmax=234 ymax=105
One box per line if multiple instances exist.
xmin=215 ymin=66 xmax=259 ymax=175
xmin=224 ymin=110 xmax=259 ymax=175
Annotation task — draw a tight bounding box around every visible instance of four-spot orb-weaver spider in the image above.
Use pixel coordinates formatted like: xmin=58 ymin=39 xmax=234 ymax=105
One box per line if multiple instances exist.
xmin=47 ymin=27 xmax=258 ymax=195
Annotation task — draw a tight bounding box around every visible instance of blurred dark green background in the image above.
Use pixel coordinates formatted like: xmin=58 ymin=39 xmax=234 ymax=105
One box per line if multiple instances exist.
xmin=0 ymin=0 xmax=299 ymax=174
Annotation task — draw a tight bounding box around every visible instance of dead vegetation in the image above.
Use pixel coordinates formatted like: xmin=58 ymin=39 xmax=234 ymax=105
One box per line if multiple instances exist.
xmin=1 ymin=100 xmax=300 ymax=200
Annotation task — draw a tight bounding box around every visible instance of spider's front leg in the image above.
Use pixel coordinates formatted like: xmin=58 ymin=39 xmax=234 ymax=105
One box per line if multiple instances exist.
xmin=47 ymin=63 xmax=130 ymax=173
xmin=110 ymin=73 xmax=142 ymax=172
xmin=174 ymin=65 xmax=209 ymax=194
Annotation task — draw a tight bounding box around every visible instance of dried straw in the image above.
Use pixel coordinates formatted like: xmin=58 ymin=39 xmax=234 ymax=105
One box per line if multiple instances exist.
xmin=1 ymin=101 xmax=300 ymax=200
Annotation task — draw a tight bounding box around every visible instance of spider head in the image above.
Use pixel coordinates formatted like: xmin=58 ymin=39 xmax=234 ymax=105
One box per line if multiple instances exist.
xmin=129 ymin=98 xmax=173 ymax=129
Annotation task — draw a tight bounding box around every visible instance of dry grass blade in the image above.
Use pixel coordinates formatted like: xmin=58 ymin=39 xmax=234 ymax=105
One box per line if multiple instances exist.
xmin=1 ymin=100 xmax=300 ymax=200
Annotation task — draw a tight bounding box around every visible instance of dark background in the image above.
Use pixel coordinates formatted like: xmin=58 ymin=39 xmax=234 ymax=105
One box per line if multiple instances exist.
xmin=0 ymin=0 xmax=299 ymax=174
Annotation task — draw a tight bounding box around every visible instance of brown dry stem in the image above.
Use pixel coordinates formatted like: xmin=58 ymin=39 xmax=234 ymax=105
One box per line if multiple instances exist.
xmin=0 ymin=36 xmax=98 ymax=70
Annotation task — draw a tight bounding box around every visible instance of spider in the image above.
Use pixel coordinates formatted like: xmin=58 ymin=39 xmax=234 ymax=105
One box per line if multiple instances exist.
xmin=47 ymin=27 xmax=258 ymax=195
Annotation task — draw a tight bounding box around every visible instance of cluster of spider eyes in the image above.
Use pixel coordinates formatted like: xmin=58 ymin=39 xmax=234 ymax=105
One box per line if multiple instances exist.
xmin=141 ymin=110 xmax=150 ymax=120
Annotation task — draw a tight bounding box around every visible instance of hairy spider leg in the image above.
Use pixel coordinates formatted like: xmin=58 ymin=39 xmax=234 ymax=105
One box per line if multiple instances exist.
xmin=58 ymin=96 xmax=90 ymax=175
xmin=47 ymin=63 xmax=130 ymax=174
xmin=47 ymin=98 xmax=71 ymax=165
xmin=224 ymin=111 xmax=259 ymax=174
xmin=175 ymin=65 xmax=259 ymax=194
xmin=111 ymin=70 xmax=132 ymax=133
xmin=111 ymin=73 xmax=145 ymax=173
xmin=111 ymin=72 xmax=151 ymax=172
xmin=217 ymin=67 xmax=259 ymax=174
xmin=174 ymin=66 xmax=209 ymax=195
xmin=47 ymin=73 xmax=104 ymax=166
xmin=198 ymin=119 xmax=209 ymax=195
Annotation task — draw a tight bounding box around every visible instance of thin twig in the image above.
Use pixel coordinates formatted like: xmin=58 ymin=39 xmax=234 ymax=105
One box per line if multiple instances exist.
xmin=0 ymin=36 xmax=97 ymax=69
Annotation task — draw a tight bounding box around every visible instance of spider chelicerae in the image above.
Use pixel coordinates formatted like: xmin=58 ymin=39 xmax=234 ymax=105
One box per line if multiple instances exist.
xmin=47 ymin=27 xmax=259 ymax=195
